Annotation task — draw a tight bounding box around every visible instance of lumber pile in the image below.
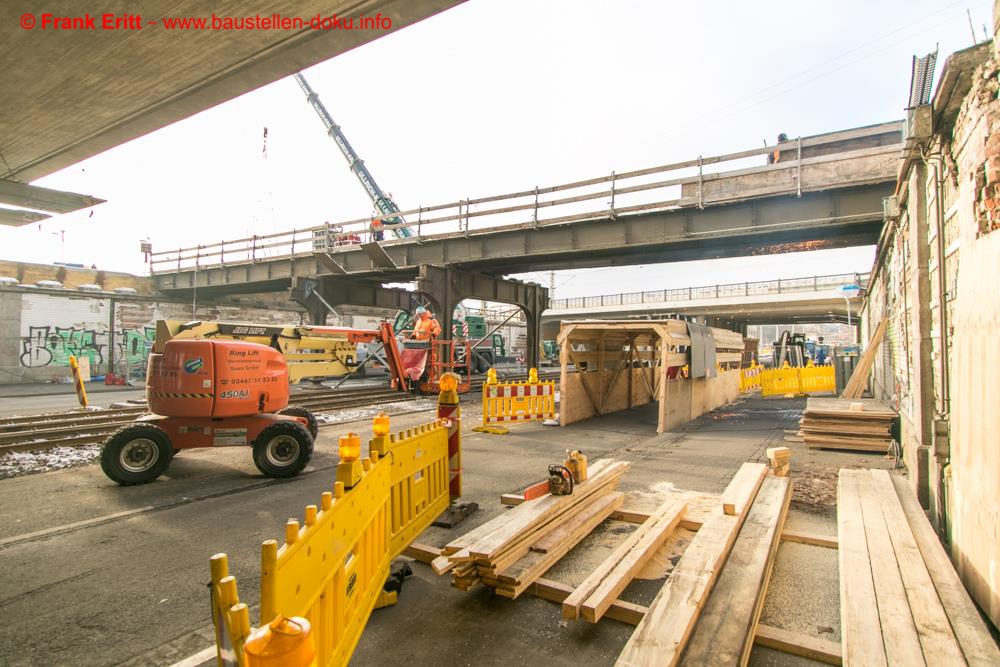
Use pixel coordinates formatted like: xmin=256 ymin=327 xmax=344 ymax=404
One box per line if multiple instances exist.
xmin=680 ymin=474 xmax=793 ymax=665
xmin=838 ymin=469 xmax=1000 ymax=665
xmin=615 ymin=462 xmax=770 ymax=666
xmin=562 ymin=495 xmax=688 ymax=623
xmin=438 ymin=459 xmax=629 ymax=597
xmin=798 ymin=397 xmax=895 ymax=452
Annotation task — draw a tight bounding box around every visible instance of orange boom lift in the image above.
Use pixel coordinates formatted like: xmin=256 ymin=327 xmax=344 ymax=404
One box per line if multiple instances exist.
xmin=100 ymin=339 xmax=319 ymax=485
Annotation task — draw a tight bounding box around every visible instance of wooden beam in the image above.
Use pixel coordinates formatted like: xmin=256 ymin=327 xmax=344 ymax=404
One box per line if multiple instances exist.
xmin=681 ymin=475 xmax=792 ymax=665
xmin=888 ymin=473 xmax=1000 ymax=665
xmin=403 ymin=543 xmax=441 ymax=565
xmin=868 ymin=470 xmax=964 ymax=664
xmin=855 ymin=472 xmax=924 ymax=664
xmin=837 ymin=470 xmax=888 ymax=666
xmin=565 ymin=347 xmax=604 ymax=416
xmin=529 ymin=578 xmax=648 ymax=626
xmin=721 ymin=463 xmax=768 ymax=516
xmin=780 ymin=530 xmax=838 ymax=549
xmin=566 ymin=498 xmax=687 ymax=623
xmin=753 ymin=624 xmax=843 ymax=665
xmin=614 ymin=462 xmax=768 ymax=666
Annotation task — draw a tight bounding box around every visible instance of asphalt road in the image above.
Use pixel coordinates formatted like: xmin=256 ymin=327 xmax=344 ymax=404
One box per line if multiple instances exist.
xmin=0 ymin=395 xmax=891 ymax=666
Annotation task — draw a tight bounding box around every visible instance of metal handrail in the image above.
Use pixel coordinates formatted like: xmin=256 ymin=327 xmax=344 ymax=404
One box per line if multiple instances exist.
xmin=149 ymin=122 xmax=903 ymax=274
xmin=547 ymin=272 xmax=870 ymax=310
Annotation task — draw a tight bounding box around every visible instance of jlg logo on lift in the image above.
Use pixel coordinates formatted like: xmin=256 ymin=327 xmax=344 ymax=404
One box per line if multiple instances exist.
xmin=219 ymin=390 xmax=250 ymax=399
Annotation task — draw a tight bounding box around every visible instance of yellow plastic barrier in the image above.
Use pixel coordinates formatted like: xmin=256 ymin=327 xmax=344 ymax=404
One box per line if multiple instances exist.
xmin=739 ymin=362 xmax=762 ymax=391
xmin=210 ymin=416 xmax=451 ymax=667
xmin=798 ymin=364 xmax=836 ymax=393
xmin=476 ymin=367 xmax=555 ymax=434
xmin=759 ymin=364 xmax=835 ymax=397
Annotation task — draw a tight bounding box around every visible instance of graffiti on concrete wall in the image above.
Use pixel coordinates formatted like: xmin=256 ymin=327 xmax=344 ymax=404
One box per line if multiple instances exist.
xmin=19 ymin=325 xmax=156 ymax=370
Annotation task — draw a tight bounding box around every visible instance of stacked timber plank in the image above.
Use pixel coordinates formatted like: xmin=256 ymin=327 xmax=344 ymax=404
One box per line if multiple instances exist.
xmin=838 ymin=469 xmax=1000 ymax=665
xmin=615 ymin=462 xmax=775 ymax=666
xmin=438 ymin=459 xmax=629 ymax=597
xmin=798 ymin=397 xmax=895 ymax=452
xmin=562 ymin=494 xmax=689 ymax=623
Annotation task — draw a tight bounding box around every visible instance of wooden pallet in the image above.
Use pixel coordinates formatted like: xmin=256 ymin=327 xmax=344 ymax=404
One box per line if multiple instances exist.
xmin=838 ymin=469 xmax=1000 ymax=665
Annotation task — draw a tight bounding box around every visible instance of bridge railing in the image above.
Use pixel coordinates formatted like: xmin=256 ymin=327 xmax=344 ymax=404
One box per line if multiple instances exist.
xmin=150 ymin=121 xmax=902 ymax=274
xmin=548 ymin=272 xmax=870 ymax=310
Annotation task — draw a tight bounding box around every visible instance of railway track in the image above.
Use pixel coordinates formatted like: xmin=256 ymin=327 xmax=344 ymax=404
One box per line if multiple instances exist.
xmin=0 ymin=369 xmax=561 ymax=455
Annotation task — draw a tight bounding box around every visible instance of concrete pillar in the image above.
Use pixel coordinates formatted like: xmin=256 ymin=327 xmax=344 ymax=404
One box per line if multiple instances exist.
xmin=907 ymin=162 xmax=936 ymax=508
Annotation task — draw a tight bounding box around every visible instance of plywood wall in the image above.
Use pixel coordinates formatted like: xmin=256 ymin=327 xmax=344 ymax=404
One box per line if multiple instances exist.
xmin=949 ymin=231 xmax=1000 ymax=627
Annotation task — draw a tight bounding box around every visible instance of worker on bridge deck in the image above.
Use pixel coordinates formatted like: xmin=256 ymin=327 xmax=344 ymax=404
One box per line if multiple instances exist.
xmin=370 ymin=217 xmax=384 ymax=242
xmin=767 ymin=132 xmax=789 ymax=164
xmin=412 ymin=306 xmax=441 ymax=341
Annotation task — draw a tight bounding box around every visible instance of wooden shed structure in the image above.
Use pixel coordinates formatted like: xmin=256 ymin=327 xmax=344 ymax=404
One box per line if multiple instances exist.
xmin=558 ymin=320 xmax=744 ymax=433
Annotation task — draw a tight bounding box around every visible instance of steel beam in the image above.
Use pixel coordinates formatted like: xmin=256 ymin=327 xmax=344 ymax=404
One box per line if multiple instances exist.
xmin=415 ymin=265 xmax=548 ymax=368
xmin=154 ymin=183 xmax=890 ymax=294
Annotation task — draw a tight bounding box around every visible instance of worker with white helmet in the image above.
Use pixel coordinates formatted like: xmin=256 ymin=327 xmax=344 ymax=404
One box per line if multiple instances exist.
xmin=412 ymin=306 xmax=442 ymax=341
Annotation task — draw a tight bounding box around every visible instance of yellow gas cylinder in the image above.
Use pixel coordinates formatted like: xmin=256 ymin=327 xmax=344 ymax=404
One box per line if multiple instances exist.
xmin=245 ymin=615 xmax=317 ymax=667
xmin=564 ymin=450 xmax=588 ymax=484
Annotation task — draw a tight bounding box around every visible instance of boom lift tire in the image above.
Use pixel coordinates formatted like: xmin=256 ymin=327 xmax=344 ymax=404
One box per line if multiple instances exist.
xmin=252 ymin=422 xmax=313 ymax=478
xmin=101 ymin=423 xmax=174 ymax=486
xmin=278 ymin=406 xmax=319 ymax=440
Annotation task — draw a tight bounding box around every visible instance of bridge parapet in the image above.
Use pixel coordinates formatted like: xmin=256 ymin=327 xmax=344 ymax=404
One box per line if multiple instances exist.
xmin=150 ymin=122 xmax=902 ymax=277
xmin=549 ymin=272 xmax=870 ymax=311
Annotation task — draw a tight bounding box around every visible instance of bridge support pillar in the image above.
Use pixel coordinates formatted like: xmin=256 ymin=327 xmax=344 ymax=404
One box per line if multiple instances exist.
xmin=290 ymin=276 xmax=418 ymax=325
xmin=416 ymin=265 xmax=548 ymax=369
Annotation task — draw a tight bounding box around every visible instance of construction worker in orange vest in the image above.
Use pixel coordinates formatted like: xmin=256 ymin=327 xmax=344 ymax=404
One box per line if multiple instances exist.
xmin=768 ymin=132 xmax=789 ymax=164
xmin=370 ymin=217 xmax=384 ymax=242
xmin=412 ymin=306 xmax=441 ymax=340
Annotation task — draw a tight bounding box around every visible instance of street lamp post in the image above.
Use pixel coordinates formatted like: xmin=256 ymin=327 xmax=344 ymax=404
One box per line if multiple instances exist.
xmin=839 ymin=284 xmax=861 ymax=344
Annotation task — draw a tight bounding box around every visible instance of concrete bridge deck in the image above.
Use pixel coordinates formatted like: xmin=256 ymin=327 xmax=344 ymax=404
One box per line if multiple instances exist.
xmin=152 ymin=121 xmax=902 ymax=297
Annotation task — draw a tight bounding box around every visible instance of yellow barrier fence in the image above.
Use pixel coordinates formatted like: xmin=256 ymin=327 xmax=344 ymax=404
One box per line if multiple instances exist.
xmin=759 ymin=364 xmax=836 ymax=397
xmin=476 ymin=368 xmax=555 ymax=433
xmin=210 ymin=415 xmax=452 ymax=667
xmin=739 ymin=362 xmax=762 ymax=391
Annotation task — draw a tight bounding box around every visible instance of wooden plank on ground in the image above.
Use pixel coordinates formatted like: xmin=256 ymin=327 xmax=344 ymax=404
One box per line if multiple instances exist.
xmin=443 ymin=459 xmax=613 ymax=554
xmin=467 ymin=462 xmax=626 ymax=560
xmin=780 ymin=530 xmax=837 ymax=549
xmin=889 ymin=473 xmax=1000 ymax=666
xmin=402 ymin=543 xmax=440 ymax=564
xmin=614 ymin=462 xmax=768 ymax=667
xmin=837 ymin=470 xmax=888 ymax=666
xmin=680 ymin=475 xmax=792 ymax=666
xmin=579 ymin=498 xmax=688 ymax=623
xmin=530 ymin=578 xmax=648 ymax=626
xmin=496 ymin=492 xmax=625 ymax=597
xmin=564 ymin=497 xmax=685 ymax=620
xmin=868 ymin=470 xmax=964 ymax=664
xmin=753 ymin=624 xmax=842 ymax=666
xmin=855 ymin=471 xmax=924 ymax=665
xmin=721 ymin=462 xmax=767 ymax=516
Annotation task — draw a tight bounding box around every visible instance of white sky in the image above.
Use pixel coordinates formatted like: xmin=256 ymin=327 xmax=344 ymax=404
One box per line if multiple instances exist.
xmin=4 ymin=0 xmax=991 ymax=299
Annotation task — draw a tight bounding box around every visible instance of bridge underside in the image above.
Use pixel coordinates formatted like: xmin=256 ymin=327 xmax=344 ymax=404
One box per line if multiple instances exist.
xmin=154 ymin=184 xmax=889 ymax=295
xmin=540 ymin=295 xmax=860 ymax=338
xmin=290 ymin=265 xmax=547 ymax=367
xmin=3 ymin=0 xmax=464 ymax=181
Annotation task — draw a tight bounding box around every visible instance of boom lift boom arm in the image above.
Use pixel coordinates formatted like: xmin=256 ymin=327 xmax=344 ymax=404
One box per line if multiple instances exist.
xmin=293 ymin=72 xmax=412 ymax=238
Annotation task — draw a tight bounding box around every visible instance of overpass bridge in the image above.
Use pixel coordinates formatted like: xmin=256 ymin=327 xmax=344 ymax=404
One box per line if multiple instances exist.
xmin=540 ymin=272 xmax=870 ymax=338
xmin=152 ymin=120 xmax=903 ymax=365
